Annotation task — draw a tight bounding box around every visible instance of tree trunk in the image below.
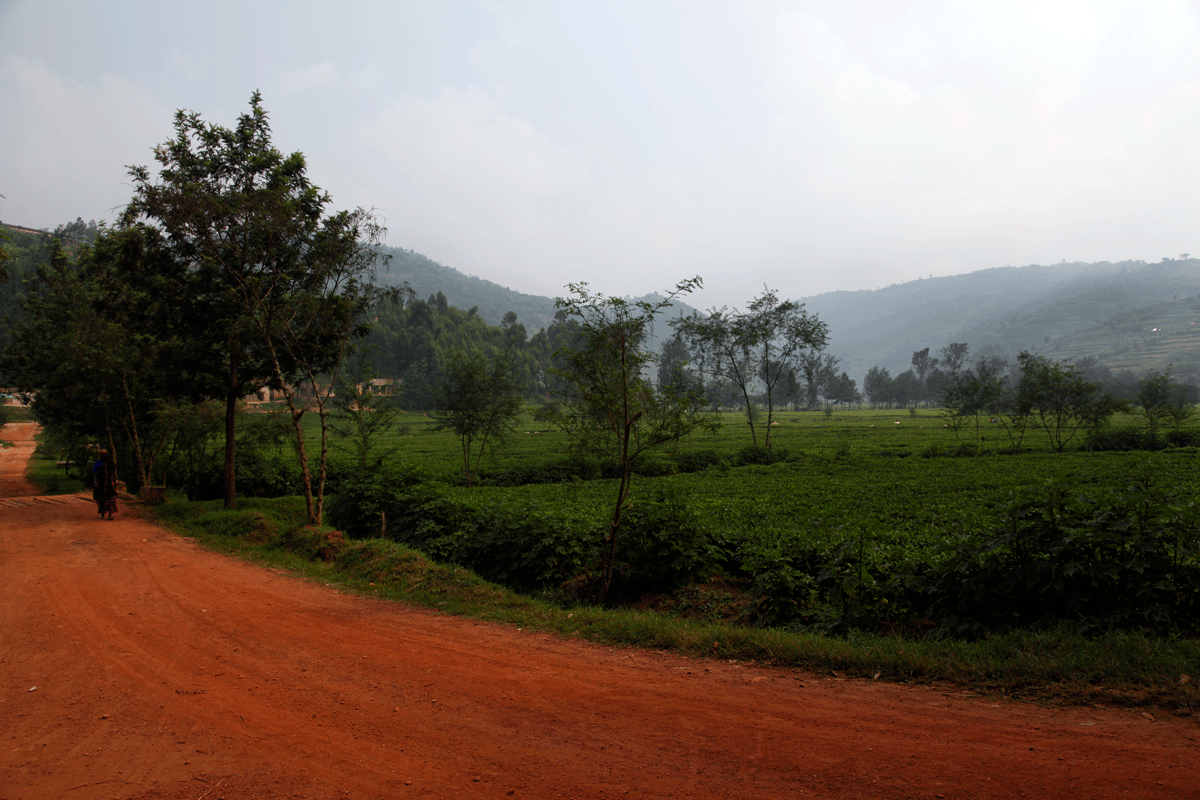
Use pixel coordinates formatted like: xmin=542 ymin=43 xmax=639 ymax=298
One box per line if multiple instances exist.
xmin=286 ymin=399 xmax=315 ymax=524
xmin=118 ymin=370 xmax=149 ymax=493
xmin=313 ymin=386 xmax=333 ymax=528
xmin=223 ymin=366 xmax=238 ymax=510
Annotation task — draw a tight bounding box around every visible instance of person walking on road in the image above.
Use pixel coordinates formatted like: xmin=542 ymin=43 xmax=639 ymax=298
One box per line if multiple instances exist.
xmin=92 ymin=449 xmax=118 ymax=520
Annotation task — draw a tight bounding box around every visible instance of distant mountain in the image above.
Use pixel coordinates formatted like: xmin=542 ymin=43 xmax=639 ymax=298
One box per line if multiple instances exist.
xmin=1039 ymin=293 xmax=1200 ymax=376
xmin=800 ymin=260 xmax=1200 ymax=382
xmin=374 ymin=245 xmax=1200 ymax=381
xmin=374 ymin=245 xmax=700 ymax=340
xmin=375 ymin=246 xmax=560 ymax=332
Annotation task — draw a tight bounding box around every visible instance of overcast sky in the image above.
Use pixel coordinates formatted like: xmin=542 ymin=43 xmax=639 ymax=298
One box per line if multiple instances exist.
xmin=3 ymin=0 xmax=1199 ymax=308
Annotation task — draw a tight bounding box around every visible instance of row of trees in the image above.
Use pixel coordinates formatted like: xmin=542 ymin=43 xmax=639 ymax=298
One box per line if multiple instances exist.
xmin=654 ymin=292 xmax=861 ymax=439
xmin=938 ymin=344 xmax=1195 ymax=451
xmin=862 ymin=344 xmax=969 ymax=408
xmin=2 ymin=94 xmax=399 ymax=524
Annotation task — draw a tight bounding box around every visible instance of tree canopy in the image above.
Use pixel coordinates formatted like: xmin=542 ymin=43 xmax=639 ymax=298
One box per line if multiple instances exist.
xmin=121 ymin=91 xmax=396 ymax=515
xmin=541 ymin=278 xmax=715 ymax=600
xmin=673 ymin=288 xmax=828 ymax=446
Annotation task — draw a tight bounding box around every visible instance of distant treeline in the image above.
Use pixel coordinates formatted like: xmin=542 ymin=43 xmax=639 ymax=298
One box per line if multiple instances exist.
xmin=860 ymin=343 xmax=1199 ymax=409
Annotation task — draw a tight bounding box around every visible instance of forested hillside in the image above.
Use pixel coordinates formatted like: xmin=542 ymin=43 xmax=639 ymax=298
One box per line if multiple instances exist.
xmin=361 ymin=246 xmax=1200 ymax=385
xmin=375 ymin=245 xmax=558 ymax=331
xmin=806 ymin=259 xmax=1200 ymax=381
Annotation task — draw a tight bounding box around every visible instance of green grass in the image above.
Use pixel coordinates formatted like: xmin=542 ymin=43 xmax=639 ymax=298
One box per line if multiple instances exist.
xmin=25 ymin=457 xmax=88 ymax=495
xmin=150 ymin=494 xmax=1200 ymax=711
xmin=25 ymin=437 xmax=91 ymax=495
xmin=299 ymin=406 xmax=1196 ymax=479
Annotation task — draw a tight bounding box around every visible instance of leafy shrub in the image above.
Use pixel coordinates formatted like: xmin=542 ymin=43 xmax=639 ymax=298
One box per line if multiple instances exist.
xmin=738 ymin=542 xmax=822 ymax=625
xmin=183 ymin=446 xmax=302 ymax=500
xmin=325 ymin=463 xmax=430 ymax=538
xmin=1166 ymin=430 xmax=1200 ymax=447
xmin=477 ymin=454 xmax=601 ymax=486
xmin=919 ymin=442 xmax=977 ymax=458
xmin=922 ymin=465 xmax=1200 ymax=635
xmin=733 ymin=460 xmax=1200 ymax=637
xmin=631 ymin=452 xmax=675 ymax=477
xmin=674 ymin=449 xmax=723 ymax=472
xmin=731 ymin=445 xmax=788 ymax=466
xmin=328 ymin=464 xmax=592 ymax=589
xmin=1083 ymin=428 xmax=1159 ymax=452
xmin=1081 ymin=427 xmax=1197 ymax=451
xmin=738 ymin=522 xmax=920 ymax=633
xmin=611 ymin=487 xmax=726 ymax=596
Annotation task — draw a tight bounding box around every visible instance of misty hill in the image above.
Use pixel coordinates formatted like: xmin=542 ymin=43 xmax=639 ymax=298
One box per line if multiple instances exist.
xmin=802 ymin=259 xmax=1200 ymax=382
xmin=1040 ymin=293 xmax=1200 ymax=375
xmin=378 ymin=244 xmax=1200 ymax=381
xmin=377 ymin=246 xmax=560 ymax=332
xmin=375 ymin=244 xmax=700 ymax=339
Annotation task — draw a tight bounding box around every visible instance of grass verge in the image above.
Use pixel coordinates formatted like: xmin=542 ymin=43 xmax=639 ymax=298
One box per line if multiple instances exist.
xmin=150 ymin=495 xmax=1199 ymax=714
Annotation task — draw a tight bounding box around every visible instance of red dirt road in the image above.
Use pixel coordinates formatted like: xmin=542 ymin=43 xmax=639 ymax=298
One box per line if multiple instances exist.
xmin=1 ymin=422 xmax=1197 ymax=799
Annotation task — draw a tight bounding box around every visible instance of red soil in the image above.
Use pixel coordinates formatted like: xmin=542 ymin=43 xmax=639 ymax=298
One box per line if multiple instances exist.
xmin=1 ymin=421 xmax=1196 ymax=799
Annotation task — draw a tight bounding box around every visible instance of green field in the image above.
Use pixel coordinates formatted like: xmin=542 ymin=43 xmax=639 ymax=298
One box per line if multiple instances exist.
xmin=285 ymin=406 xmax=1198 ymax=635
xmin=339 ymin=408 xmax=1200 ymax=552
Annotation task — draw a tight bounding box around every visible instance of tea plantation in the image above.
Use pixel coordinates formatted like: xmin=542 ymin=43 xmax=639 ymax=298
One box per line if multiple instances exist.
xmin=319 ymin=408 xmax=1200 ymax=638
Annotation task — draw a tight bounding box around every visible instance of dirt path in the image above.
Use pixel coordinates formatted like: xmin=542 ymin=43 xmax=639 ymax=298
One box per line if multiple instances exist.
xmin=1 ymin=423 xmax=1197 ymax=799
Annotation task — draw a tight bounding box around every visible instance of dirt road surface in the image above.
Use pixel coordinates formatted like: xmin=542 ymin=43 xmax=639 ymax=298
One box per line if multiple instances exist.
xmin=1 ymin=422 xmax=1197 ymax=799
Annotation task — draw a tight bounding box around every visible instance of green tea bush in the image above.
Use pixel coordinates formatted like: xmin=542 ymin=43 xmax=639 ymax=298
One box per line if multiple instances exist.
xmin=1082 ymin=427 xmax=1198 ymax=451
xmin=738 ymin=542 xmax=822 ymax=625
xmin=631 ymin=452 xmax=676 ymax=477
xmin=328 ymin=464 xmax=593 ymax=589
xmin=738 ymin=524 xmax=923 ymax=634
xmin=477 ymin=454 xmax=601 ymax=486
xmin=1083 ymin=428 xmax=1159 ymax=451
xmin=673 ymin=449 xmax=724 ymax=472
xmin=1166 ymin=430 xmax=1200 ymax=447
xmin=923 ymin=465 xmax=1200 ymax=636
xmin=182 ymin=446 xmax=302 ymax=500
xmin=612 ymin=487 xmax=728 ymax=596
xmin=732 ymin=460 xmax=1200 ymax=637
xmin=730 ymin=445 xmax=788 ymax=466
xmin=325 ymin=463 xmax=431 ymax=538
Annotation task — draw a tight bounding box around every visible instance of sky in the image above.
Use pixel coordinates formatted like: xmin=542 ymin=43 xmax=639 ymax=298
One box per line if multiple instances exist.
xmin=3 ymin=0 xmax=1200 ymax=308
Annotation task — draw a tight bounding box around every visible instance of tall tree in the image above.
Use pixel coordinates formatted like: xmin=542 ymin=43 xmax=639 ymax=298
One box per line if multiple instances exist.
xmin=911 ymin=347 xmax=939 ymax=404
xmin=0 ymin=227 xmax=12 ymax=284
xmin=825 ymin=370 xmax=861 ymax=406
xmin=657 ymin=332 xmax=703 ymax=401
xmin=1016 ymin=352 xmax=1122 ymax=452
xmin=939 ymin=343 xmax=969 ymax=376
xmin=673 ymin=287 xmax=827 ymax=447
xmin=863 ymin=365 xmax=893 ymax=407
xmin=2 ymin=227 xmax=184 ymax=491
xmin=541 ymin=278 xmax=714 ymax=601
xmin=122 ymin=92 xmax=396 ymax=514
xmin=1137 ymin=368 xmax=1187 ymax=446
xmin=433 ymin=347 xmax=525 ymax=485
xmin=796 ymin=351 xmax=840 ymax=410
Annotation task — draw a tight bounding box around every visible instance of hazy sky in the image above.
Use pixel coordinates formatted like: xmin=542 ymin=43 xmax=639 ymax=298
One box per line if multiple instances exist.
xmin=3 ymin=1 xmax=1199 ymax=307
